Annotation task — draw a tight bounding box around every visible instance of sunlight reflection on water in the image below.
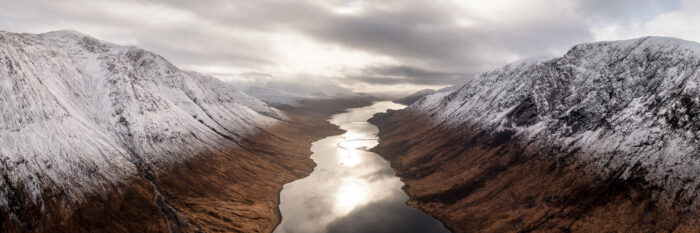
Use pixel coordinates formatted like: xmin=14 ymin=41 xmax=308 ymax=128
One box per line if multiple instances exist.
xmin=274 ymin=101 xmax=451 ymax=233
xmin=338 ymin=147 xmax=361 ymax=167
xmin=335 ymin=178 xmax=368 ymax=214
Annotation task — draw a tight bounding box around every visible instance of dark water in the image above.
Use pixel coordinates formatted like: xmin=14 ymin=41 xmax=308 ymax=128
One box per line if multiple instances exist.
xmin=274 ymin=101 xmax=450 ymax=233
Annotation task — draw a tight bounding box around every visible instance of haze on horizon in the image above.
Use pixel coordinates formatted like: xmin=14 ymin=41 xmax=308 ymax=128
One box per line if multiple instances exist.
xmin=1 ymin=0 xmax=698 ymax=95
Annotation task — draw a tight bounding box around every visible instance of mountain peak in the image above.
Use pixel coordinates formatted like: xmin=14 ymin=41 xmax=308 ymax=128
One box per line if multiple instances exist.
xmin=41 ymin=29 xmax=100 ymax=42
xmin=371 ymin=36 xmax=700 ymax=232
xmin=566 ymin=36 xmax=700 ymax=60
xmin=43 ymin=29 xmax=86 ymax=36
xmin=408 ymin=35 xmax=700 ymax=205
xmin=0 ymin=31 xmax=282 ymax=218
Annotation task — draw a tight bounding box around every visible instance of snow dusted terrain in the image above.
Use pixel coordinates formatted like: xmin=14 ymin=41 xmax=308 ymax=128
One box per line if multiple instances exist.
xmin=406 ymin=36 xmax=700 ymax=206
xmin=393 ymin=89 xmax=437 ymax=105
xmin=393 ymin=85 xmax=462 ymax=105
xmin=243 ymin=86 xmax=312 ymax=105
xmin=0 ymin=30 xmax=283 ymax=213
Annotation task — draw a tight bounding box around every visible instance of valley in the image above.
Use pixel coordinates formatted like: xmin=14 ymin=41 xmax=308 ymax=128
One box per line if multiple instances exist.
xmin=3 ymin=27 xmax=700 ymax=233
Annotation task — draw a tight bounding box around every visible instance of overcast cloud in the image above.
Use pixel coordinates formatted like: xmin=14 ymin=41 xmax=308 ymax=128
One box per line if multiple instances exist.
xmin=0 ymin=0 xmax=696 ymax=94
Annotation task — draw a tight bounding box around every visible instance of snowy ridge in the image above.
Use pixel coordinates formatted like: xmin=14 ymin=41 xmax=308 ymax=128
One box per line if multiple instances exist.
xmin=393 ymin=89 xmax=437 ymax=105
xmin=0 ymin=30 xmax=282 ymax=208
xmin=408 ymin=36 xmax=700 ymax=205
xmin=394 ymin=84 xmax=462 ymax=106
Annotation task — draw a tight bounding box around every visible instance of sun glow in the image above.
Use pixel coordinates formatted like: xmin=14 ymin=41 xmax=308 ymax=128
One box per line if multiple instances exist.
xmin=331 ymin=0 xmax=364 ymax=15
xmin=338 ymin=148 xmax=361 ymax=167
xmin=335 ymin=180 xmax=368 ymax=213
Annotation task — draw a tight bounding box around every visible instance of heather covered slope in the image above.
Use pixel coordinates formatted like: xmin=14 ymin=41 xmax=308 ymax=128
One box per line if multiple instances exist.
xmin=0 ymin=30 xmax=361 ymax=232
xmin=371 ymin=37 xmax=700 ymax=232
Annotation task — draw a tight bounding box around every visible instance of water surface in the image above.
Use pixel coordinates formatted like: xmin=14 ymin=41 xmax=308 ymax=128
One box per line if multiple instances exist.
xmin=274 ymin=101 xmax=450 ymax=233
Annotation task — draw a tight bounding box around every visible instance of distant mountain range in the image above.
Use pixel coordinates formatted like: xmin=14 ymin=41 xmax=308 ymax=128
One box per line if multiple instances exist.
xmin=392 ymin=85 xmax=460 ymax=105
xmin=240 ymin=84 xmax=366 ymax=106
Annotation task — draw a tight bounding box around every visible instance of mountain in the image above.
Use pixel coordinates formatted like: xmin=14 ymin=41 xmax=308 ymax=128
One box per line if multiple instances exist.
xmin=370 ymin=36 xmax=700 ymax=232
xmin=244 ymin=85 xmax=311 ymax=105
xmin=241 ymin=85 xmax=367 ymax=106
xmin=393 ymin=89 xmax=437 ymax=105
xmin=393 ymin=85 xmax=462 ymax=105
xmin=0 ymin=30 xmax=348 ymax=232
xmin=225 ymin=74 xmax=362 ymax=106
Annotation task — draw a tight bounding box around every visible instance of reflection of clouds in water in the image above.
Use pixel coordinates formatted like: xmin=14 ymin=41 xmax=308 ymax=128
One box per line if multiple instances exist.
xmin=300 ymin=193 xmax=335 ymax=220
xmin=340 ymin=131 xmax=365 ymax=141
xmin=338 ymin=148 xmax=361 ymax=167
xmin=325 ymin=196 xmax=449 ymax=233
xmin=277 ymin=102 xmax=448 ymax=233
xmin=361 ymin=164 xmax=396 ymax=182
xmin=337 ymin=140 xmax=375 ymax=150
xmin=334 ymin=178 xmax=369 ymax=214
xmin=337 ymin=138 xmax=376 ymax=167
xmin=278 ymin=225 xmax=303 ymax=233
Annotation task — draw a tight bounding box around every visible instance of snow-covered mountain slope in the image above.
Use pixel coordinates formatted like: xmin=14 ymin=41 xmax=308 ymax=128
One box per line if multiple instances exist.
xmin=371 ymin=36 xmax=700 ymax=232
xmin=393 ymin=89 xmax=437 ymax=105
xmin=243 ymin=85 xmax=315 ymax=105
xmin=394 ymin=83 xmax=464 ymax=106
xmin=412 ymin=36 xmax=700 ymax=201
xmin=0 ymin=30 xmax=283 ymax=216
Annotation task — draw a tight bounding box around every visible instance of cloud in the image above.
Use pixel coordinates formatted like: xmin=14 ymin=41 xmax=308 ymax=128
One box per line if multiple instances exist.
xmin=591 ymin=0 xmax=700 ymax=42
xmin=299 ymin=0 xmax=592 ymax=73
xmin=347 ymin=65 xmax=470 ymax=85
xmin=361 ymin=163 xmax=396 ymax=182
xmin=577 ymin=0 xmax=681 ymax=22
xmin=0 ymin=0 xmax=689 ymax=94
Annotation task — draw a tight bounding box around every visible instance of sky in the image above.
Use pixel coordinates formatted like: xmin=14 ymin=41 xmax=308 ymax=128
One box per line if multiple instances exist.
xmin=0 ymin=0 xmax=697 ymax=95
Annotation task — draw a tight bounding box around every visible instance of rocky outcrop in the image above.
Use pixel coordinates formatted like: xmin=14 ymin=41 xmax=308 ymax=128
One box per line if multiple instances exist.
xmin=372 ymin=37 xmax=700 ymax=232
